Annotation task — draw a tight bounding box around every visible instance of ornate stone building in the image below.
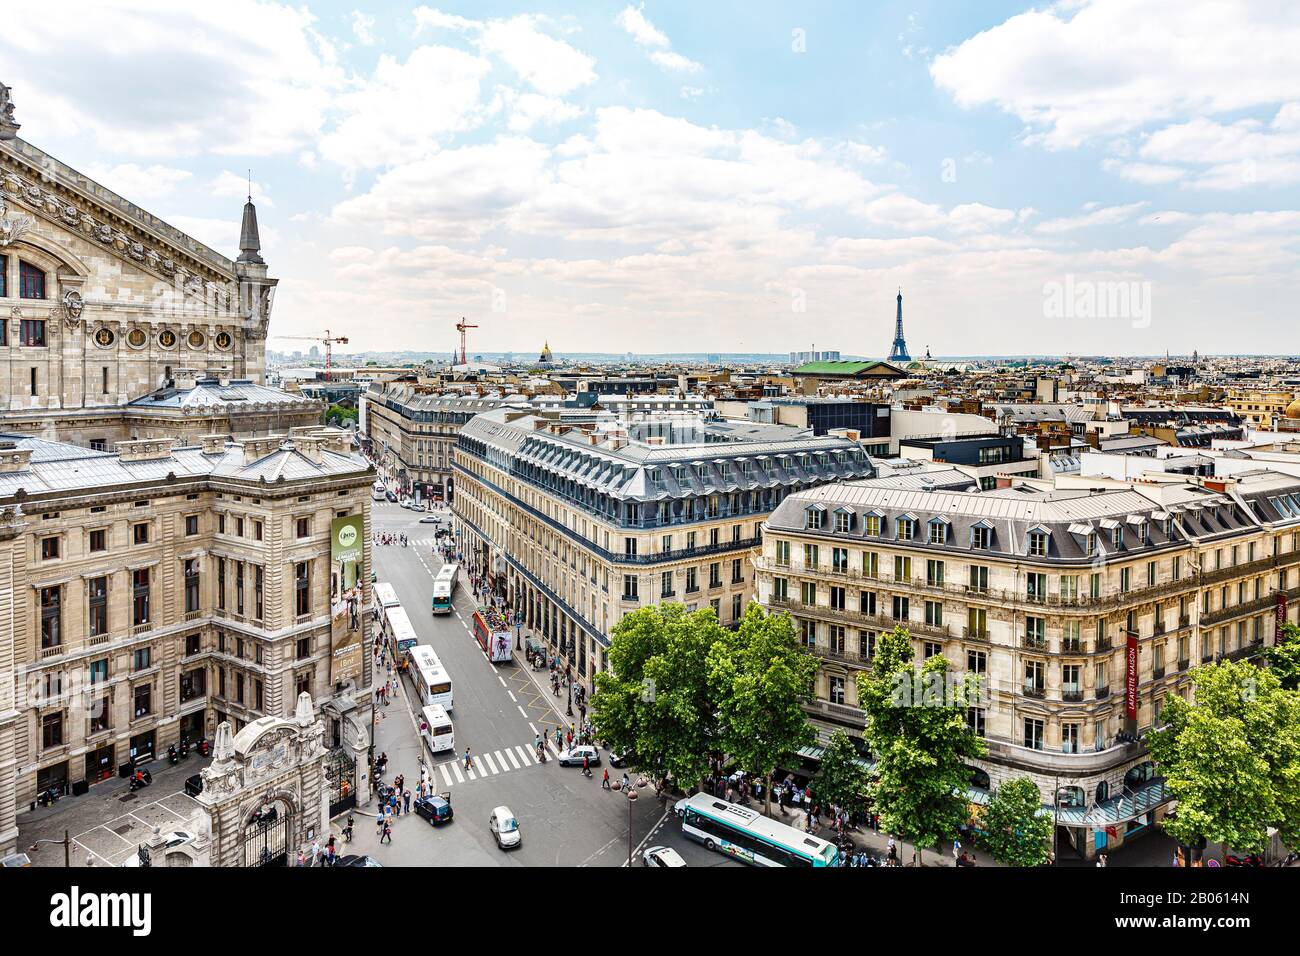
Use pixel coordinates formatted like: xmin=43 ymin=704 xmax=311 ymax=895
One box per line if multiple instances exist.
xmin=0 ymin=83 xmax=319 ymax=447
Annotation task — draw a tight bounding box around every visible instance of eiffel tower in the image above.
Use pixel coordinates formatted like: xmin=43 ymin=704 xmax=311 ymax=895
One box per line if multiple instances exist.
xmin=887 ymin=288 xmax=911 ymax=363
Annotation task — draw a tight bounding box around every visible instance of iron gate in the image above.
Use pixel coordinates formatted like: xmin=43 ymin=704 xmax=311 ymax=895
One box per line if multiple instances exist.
xmin=242 ymin=806 xmax=290 ymax=867
xmin=325 ymin=747 xmax=357 ymax=818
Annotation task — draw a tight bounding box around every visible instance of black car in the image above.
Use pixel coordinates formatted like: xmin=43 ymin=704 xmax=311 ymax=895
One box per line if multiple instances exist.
xmin=336 ymin=855 xmax=383 ymax=867
xmin=413 ymin=792 xmax=454 ymax=825
xmin=184 ymin=773 xmax=203 ymax=797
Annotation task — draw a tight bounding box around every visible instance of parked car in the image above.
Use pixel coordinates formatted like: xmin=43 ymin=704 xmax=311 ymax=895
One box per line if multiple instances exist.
xmin=557 ymin=745 xmax=600 ymax=767
xmin=419 ymin=514 xmax=443 ymax=524
xmin=489 ymin=806 xmax=521 ymax=849
xmin=120 ymin=830 xmax=196 ymax=867
xmin=336 ymin=854 xmax=383 ymax=867
xmin=413 ymin=792 xmax=453 ymax=825
xmin=184 ymin=773 xmax=203 ymax=797
xmin=643 ymin=846 xmax=687 ymax=867
xmin=607 ymin=749 xmax=630 ymax=768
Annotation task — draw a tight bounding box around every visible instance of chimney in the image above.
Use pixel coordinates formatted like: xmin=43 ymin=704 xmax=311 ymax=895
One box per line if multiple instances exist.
xmin=0 ymin=444 xmax=32 ymax=473
xmin=115 ymin=438 xmax=174 ymax=463
xmin=294 ymin=436 xmax=324 ymax=464
xmin=241 ymin=436 xmax=282 ymax=465
xmin=174 ymin=368 xmax=199 ymax=390
xmin=200 ymin=434 xmax=228 ymax=456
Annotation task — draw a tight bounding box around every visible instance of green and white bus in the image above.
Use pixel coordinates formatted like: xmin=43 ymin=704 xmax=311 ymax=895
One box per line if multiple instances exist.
xmin=677 ymin=792 xmax=840 ymax=867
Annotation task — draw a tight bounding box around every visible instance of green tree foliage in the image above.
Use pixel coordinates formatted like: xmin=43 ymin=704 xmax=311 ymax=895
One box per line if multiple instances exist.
xmin=858 ymin=625 xmax=987 ymax=863
xmin=708 ymin=604 xmax=818 ymax=814
xmin=1264 ymin=622 xmax=1300 ymax=691
xmin=590 ymin=604 xmax=722 ymax=789
xmin=325 ymin=403 xmax=358 ymax=426
xmin=981 ymin=777 xmax=1052 ymax=867
xmin=1147 ymin=658 xmax=1300 ymax=852
xmin=813 ymin=730 xmax=871 ymax=816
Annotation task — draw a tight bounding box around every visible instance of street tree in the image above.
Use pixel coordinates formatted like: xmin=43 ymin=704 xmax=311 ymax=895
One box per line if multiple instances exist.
xmin=981 ymin=776 xmax=1053 ymax=867
xmin=590 ymin=603 xmax=722 ymax=791
xmin=1264 ymin=622 xmax=1300 ymax=691
xmin=1147 ymin=657 xmax=1300 ymax=854
xmin=858 ymin=625 xmax=987 ymax=865
xmin=813 ymin=729 xmax=871 ymax=817
xmin=708 ymin=604 xmax=818 ymax=816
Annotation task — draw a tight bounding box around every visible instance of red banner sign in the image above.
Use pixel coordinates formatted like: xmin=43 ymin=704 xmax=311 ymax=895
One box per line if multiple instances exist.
xmin=1125 ymin=633 xmax=1139 ymax=721
xmin=1277 ymin=592 xmax=1289 ymax=643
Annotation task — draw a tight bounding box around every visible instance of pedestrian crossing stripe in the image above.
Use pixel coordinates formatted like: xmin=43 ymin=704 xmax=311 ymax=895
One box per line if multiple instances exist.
xmin=431 ymin=743 xmax=560 ymax=789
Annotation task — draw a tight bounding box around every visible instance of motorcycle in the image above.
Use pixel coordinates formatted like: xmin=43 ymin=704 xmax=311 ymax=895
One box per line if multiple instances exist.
xmin=197 ymin=738 xmax=211 ymax=758
xmin=1224 ymin=853 xmax=1265 ymax=867
xmin=168 ymin=745 xmax=179 ymax=765
xmin=37 ymin=787 xmax=60 ymax=807
xmin=129 ymin=770 xmax=153 ymax=792
xmin=179 ymin=739 xmax=189 ymax=760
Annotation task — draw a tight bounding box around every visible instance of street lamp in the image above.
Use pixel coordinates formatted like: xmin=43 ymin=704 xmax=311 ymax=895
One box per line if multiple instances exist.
xmin=28 ymin=829 xmax=72 ymax=868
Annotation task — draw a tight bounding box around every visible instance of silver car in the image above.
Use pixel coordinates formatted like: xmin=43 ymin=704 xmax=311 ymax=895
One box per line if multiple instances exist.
xmin=489 ymin=806 xmax=521 ymax=849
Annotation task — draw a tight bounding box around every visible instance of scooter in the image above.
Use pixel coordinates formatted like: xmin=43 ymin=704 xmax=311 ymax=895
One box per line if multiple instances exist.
xmin=1225 ymin=853 xmax=1265 ymax=867
xmin=179 ymin=739 xmax=189 ymax=760
xmin=168 ymin=745 xmax=179 ymax=765
xmin=129 ymin=770 xmax=153 ymax=792
xmin=197 ymin=738 xmax=211 ymax=758
xmin=37 ymin=787 xmax=60 ymax=807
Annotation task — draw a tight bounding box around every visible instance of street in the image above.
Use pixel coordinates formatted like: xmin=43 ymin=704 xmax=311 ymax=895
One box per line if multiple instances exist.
xmin=351 ymin=502 xmax=732 ymax=867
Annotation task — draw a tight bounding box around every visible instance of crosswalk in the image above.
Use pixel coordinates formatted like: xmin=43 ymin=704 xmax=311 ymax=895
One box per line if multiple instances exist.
xmin=428 ymin=740 xmax=565 ymax=788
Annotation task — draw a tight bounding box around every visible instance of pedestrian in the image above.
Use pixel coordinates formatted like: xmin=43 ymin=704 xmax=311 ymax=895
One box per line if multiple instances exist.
xmin=344 ymin=816 xmax=354 ymax=844
xmin=464 ymin=747 xmax=474 ymax=771
xmin=310 ymin=838 xmax=320 ymax=866
xmin=380 ymin=822 xmax=392 ymax=845
xmin=403 ymin=789 xmax=412 ymax=814
xmin=602 ymin=768 xmax=611 ymax=790
xmin=296 ymin=849 xmax=306 ymax=867
xmin=953 ymin=838 xmax=962 ymax=866
xmin=1096 ymin=853 xmax=1108 ymax=868
xmin=622 ymin=771 xmax=630 ymax=792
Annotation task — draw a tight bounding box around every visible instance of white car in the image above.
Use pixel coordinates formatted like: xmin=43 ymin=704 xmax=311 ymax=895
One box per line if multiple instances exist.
xmin=557 ymin=745 xmax=600 ymax=767
xmin=121 ymin=830 xmax=196 ymax=866
xmin=643 ymin=845 xmax=687 ymax=868
xmin=489 ymin=806 xmax=521 ymax=849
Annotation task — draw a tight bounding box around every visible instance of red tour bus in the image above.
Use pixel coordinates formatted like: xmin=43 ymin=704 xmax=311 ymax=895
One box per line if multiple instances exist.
xmin=472 ymin=607 xmax=514 ymax=663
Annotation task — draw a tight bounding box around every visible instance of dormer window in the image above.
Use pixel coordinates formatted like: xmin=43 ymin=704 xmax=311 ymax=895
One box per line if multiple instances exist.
xmin=1136 ymin=523 xmax=1149 ymax=545
xmin=928 ymin=519 xmax=949 ymax=545
xmin=971 ymin=523 xmax=992 ymax=550
xmin=1028 ymin=530 xmax=1049 ymax=557
xmin=833 ymin=510 xmax=851 ymax=534
xmin=806 ymin=507 xmax=825 ymax=530
xmin=1163 ymin=517 xmax=1174 ymax=537
xmin=864 ymin=514 xmax=882 ymax=537
xmin=1111 ymin=527 xmax=1123 ymax=550
xmin=1086 ymin=532 xmax=1098 ymax=556
xmin=896 ymin=517 xmax=915 ymax=541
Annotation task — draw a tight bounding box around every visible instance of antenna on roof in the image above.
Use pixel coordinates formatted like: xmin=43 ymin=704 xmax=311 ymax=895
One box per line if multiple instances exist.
xmin=247 ymin=168 xmax=252 ymax=203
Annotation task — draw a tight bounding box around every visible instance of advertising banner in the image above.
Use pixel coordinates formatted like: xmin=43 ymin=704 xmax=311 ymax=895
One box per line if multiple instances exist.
xmin=1277 ymin=592 xmax=1289 ymax=643
xmin=1125 ymin=632 xmax=1139 ymax=724
xmin=330 ymin=514 xmax=364 ymax=685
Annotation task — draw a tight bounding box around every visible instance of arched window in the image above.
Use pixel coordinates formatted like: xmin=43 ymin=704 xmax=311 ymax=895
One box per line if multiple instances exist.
xmin=19 ymin=260 xmax=45 ymax=299
xmin=1095 ymin=780 xmax=1110 ymax=804
xmin=1124 ymin=761 xmax=1156 ymax=790
xmin=968 ymin=766 xmax=990 ymax=791
xmin=1058 ymin=785 xmax=1086 ymax=809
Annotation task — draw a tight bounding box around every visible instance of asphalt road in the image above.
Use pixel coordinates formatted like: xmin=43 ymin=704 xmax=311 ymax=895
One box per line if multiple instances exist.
xmin=352 ymin=502 xmax=734 ymax=868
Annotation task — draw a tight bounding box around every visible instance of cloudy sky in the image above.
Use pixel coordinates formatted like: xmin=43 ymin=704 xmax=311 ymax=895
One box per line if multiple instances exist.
xmin=3 ymin=0 xmax=1298 ymax=357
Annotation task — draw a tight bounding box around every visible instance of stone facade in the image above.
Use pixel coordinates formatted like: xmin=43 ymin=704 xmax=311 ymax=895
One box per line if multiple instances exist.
xmin=0 ymin=432 xmax=374 ymax=858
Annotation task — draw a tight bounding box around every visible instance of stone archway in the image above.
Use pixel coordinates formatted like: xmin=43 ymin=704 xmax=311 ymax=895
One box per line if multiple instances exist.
xmin=193 ymin=693 xmax=330 ymax=867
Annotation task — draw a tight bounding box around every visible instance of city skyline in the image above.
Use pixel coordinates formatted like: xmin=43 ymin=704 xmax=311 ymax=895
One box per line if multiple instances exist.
xmin=1 ymin=2 xmax=1296 ymax=357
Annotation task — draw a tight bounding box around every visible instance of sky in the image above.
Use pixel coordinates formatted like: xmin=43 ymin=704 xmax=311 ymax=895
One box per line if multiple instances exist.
xmin=2 ymin=0 xmax=1299 ymax=358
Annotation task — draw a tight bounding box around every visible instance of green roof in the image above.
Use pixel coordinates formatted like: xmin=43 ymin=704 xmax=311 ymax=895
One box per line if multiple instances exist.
xmin=791 ymin=360 xmax=899 ymax=375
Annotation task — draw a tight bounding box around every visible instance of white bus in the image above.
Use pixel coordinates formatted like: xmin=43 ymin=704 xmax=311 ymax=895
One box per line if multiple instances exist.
xmin=677 ymin=792 xmax=840 ymax=867
xmin=372 ymin=582 xmax=399 ymax=623
xmin=384 ymin=605 xmax=420 ymax=657
xmin=409 ymin=645 xmax=453 ymax=711
xmin=419 ymin=704 xmax=455 ymax=754
xmin=431 ymin=563 xmax=459 ymax=615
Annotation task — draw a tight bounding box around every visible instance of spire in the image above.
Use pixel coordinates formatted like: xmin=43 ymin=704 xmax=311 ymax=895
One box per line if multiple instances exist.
xmin=237 ymin=181 xmax=264 ymax=265
xmin=888 ymin=288 xmax=911 ymax=363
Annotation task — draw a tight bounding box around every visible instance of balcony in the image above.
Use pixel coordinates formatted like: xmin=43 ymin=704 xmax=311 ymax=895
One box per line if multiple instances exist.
xmin=1152 ymin=666 xmax=1166 ymax=679
xmin=802 ymin=697 xmax=867 ymax=725
xmin=87 ymin=633 xmax=112 ymax=648
xmin=1021 ymin=634 xmax=1047 ymax=651
xmin=1062 ymin=689 xmax=1084 ymax=702
xmin=1095 ymin=685 xmax=1110 ymax=700
xmin=1021 ymin=685 xmax=1046 ymax=699
xmin=1199 ymin=594 xmax=1276 ymax=628
xmin=962 ymin=627 xmax=991 ymax=643
xmin=1060 ymin=638 xmax=1085 ymax=654
xmin=131 ymin=622 xmax=152 ymax=636
xmin=1178 ymin=658 xmax=1190 ymax=670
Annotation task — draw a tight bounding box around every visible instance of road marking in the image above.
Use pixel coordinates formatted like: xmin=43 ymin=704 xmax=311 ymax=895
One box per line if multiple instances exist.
xmin=517 ymin=705 xmax=529 ymax=720
xmin=439 ymin=764 xmax=453 ymax=787
xmin=504 ymin=748 xmax=522 ymax=770
xmin=548 ymin=742 xmax=562 ymax=760
xmin=623 ymin=806 xmax=673 ymax=868
xmin=515 ymin=745 xmax=536 ymax=766
xmin=507 ymin=690 xmax=517 ymax=703
xmin=480 ymin=751 xmax=499 ymax=775
xmin=528 ymin=722 xmax=539 ymax=736
xmin=451 ymin=762 xmax=465 ymax=784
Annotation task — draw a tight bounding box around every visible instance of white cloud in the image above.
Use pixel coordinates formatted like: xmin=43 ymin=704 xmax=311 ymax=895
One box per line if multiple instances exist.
xmin=1035 ymin=201 xmax=1150 ymax=234
xmin=318 ymin=44 xmax=491 ymax=169
xmin=82 ymin=163 xmax=192 ymax=201
xmin=931 ymin=0 xmax=1300 ymax=149
xmin=617 ymin=5 xmax=669 ymax=47
xmin=351 ymin=10 xmax=376 ymax=46
xmin=1101 ymin=159 xmax=1186 ymax=186
xmin=209 ymin=170 xmax=274 ymax=207
xmin=504 ymin=92 xmax=585 ymax=131
xmin=0 ymin=0 xmax=344 ymax=158
xmin=480 ymin=15 xmax=597 ymax=96
xmin=649 ymin=50 xmax=702 ymax=74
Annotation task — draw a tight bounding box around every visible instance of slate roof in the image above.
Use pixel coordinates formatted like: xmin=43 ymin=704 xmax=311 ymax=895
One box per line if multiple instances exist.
xmin=125 ymin=379 xmax=319 ymax=414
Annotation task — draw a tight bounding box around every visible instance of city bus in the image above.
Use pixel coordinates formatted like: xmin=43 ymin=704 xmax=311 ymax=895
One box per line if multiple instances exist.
xmin=383 ymin=605 xmax=420 ymax=659
xmin=431 ymin=563 xmax=459 ymax=615
xmin=372 ymin=582 xmax=399 ymax=623
xmin=409 ymin=644 xmax=454 ymax=711
xmin=419 ymin=704 xmax=455 ymax=754
xmin=472 ymin=607 xmax=514 ymax=663
xmin=677 ymin=792 xmax=840 ymax=867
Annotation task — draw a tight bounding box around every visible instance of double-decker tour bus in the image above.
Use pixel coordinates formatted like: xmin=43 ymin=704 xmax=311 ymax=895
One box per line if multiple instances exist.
xmin=471 ymin=606 xmax=514 ymax=663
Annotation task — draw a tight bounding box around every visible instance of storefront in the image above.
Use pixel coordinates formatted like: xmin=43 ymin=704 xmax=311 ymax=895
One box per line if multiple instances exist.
xmin=129 ymin=730 xmax=156 ymax=765
xmin=36 ymin=760 xmax=68 ymax=796
xmin=180 ymin=710 xmax=205 ymax=744
xmin=84 ymin=744 xmax=115 ymax=784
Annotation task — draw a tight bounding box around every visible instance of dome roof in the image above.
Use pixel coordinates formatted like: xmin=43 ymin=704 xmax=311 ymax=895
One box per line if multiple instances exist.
xmin=1284 ymin=398 xmax=1300 ymax=419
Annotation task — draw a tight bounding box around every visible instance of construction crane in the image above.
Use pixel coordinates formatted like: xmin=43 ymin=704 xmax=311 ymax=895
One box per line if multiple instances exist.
xmin=455 ymin=317 xmax=478 ymax=366
xmin=275 ymin=329 xmax=350 ymax=376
